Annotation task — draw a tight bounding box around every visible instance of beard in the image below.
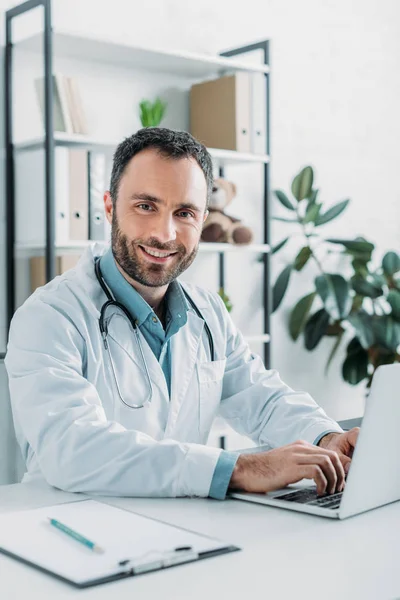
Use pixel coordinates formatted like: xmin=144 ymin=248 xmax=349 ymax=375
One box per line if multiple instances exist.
xmin=111 ymin=211 xmax=198 ymax=288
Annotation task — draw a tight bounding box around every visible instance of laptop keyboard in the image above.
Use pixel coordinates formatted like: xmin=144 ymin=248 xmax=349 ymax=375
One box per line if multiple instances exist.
xmin=274 ymin=486 xmax=343 ymax=510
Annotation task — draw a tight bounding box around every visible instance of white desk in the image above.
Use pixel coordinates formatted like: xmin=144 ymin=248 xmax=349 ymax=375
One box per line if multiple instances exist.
xmin=0 ymin=482 xmax=398 ymax=600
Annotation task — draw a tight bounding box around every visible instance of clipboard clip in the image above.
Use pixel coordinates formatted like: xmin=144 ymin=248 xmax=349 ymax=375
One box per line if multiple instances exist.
xmin=119 ymin=547 xmax=199 ymax=575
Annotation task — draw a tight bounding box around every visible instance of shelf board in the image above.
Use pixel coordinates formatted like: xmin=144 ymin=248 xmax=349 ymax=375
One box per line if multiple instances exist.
xmin=16 ymin=241 xmax=270 ymax=256
xmin=198 ymin=243 xmax=270 ymax=253
xmin=15 ymin=241 xmax=98 ymax=257
xmin=14 ymin=134 xmax=270 ymax=165
xmin=16 ymin=30 xmax=270 ymax=77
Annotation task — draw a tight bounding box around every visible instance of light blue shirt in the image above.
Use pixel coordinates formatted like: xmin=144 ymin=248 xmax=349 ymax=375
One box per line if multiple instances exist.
xmin=99 ymin=248 xmax=238 ymax=499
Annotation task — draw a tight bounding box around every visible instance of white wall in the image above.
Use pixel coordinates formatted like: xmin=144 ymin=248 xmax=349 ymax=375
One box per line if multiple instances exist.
xmin=1 ymin=0 xmax=399 ymax=480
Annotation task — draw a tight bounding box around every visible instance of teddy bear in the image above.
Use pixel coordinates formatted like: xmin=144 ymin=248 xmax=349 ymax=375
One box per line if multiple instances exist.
xmin=201 ymin=178 xmax=253 ymax=245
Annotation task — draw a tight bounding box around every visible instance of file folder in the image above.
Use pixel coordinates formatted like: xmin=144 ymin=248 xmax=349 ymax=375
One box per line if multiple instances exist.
xmin=15 ymin=147 xmax=71 ymax=246
xmin=88 ymin=151 xmax=107 ymax=241
xmin=69 ymin=149 xmax=89 ymax=241
xmin=190 ymin=73 xmax=251 ymax=152
xmin=0 ymin=500 xmax=239 ymax=588
xmin=250 ymin=72 xmax=267 ymax=154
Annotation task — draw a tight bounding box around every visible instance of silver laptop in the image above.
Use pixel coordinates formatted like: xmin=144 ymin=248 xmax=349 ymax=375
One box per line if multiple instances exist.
xmin=230 ymin=364 xmax=400 ymax=519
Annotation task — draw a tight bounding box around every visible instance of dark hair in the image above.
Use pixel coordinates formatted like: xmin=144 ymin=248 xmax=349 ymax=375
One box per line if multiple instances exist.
xmin=109 ymin=127 xmax=213 ymax=206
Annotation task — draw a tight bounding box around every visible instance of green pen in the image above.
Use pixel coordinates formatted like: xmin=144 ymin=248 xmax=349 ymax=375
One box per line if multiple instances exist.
xmin=47 ymin=518 xmax=105 ymax=554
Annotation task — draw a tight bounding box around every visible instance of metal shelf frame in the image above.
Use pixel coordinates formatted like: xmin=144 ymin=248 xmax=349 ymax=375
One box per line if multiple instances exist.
xmin=2 ymin=0 xmax=271 ymax=368
xmin=219 ymin=40 xmax=271 ymax=368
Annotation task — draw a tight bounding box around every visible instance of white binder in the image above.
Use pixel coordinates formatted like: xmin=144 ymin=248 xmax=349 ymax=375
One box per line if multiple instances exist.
xmin=250 ymin=72 xmax=267 ymax=154
xmin=0 ymin=500 xmax=239 ymax=589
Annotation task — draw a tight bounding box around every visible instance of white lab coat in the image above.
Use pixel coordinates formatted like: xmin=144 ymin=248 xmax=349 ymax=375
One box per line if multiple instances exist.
xmin=5 ymin=244 xmax=343 ymax=497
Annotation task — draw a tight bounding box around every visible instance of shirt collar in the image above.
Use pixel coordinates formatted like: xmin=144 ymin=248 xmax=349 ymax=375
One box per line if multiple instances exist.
xmin=99 ymin=247 xmax=189 ymax=329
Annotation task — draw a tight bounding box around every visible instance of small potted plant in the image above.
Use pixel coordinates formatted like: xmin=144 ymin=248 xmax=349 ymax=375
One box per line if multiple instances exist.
xmin=139 ymin=97 xmax=167 ymax=127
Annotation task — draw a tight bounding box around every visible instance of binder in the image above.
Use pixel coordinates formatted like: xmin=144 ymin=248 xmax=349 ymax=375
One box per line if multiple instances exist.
xmin=249 ymin=72 xmax=267 ymax=154
xmin=55 ymin=147 xmax=71 ymax=243
xmin=88 ymin=152 xmax=107 ymax=241
xmin=0 ymin=500 xmax=239 ymax=589
xmin=190 ymin=73 xmax=251 ymax=152
xmin=30 ymin=254 xmax=81 ymax=292
xmin=15 ymin=147 xmax=70 ymax=246
xmin=69 ymin=149 xmax=89 ymax=241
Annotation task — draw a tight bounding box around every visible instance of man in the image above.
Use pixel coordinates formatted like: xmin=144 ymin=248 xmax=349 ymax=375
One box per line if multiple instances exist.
xmin=5 ymin=128 xmax=359 ymax=499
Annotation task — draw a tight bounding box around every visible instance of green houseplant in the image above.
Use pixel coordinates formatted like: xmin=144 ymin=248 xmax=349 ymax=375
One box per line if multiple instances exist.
xmin=139 ymin=97 xmax=167 ymax=127
xmin=272 ymin=166 xmax=400 ymax=388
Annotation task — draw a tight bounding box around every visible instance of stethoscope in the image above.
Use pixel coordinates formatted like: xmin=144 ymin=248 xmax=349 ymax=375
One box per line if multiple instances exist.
xmin=94 ymin=257 xmax=215 ymax=409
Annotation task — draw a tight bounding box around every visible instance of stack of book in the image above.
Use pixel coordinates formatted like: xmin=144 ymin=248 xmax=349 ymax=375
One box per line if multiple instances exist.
xmin=35 ymin=73 xmax=88 ymax=135
xmin=190 ymin=72 xmax=267 ymax=155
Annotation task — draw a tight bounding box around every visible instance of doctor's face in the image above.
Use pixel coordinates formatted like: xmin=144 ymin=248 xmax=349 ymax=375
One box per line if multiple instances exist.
xmin=105 ymin=149 xmax=208 ymax=288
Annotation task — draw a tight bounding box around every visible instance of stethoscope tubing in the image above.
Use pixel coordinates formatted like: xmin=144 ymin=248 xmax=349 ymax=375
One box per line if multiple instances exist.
xmin=94 ymin=257 xmax=214 ymax=410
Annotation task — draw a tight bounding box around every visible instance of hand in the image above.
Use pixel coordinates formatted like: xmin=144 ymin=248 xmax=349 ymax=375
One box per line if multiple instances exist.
xmin=229 ymin=440 xmax=346 ymax=497
xmin=317 ymin=428 xmax=360 ymax=474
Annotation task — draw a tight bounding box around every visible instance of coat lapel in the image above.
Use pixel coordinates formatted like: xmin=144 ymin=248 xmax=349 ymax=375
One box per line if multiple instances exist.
xmin=167 ymin=311 xmax=204 ymax=426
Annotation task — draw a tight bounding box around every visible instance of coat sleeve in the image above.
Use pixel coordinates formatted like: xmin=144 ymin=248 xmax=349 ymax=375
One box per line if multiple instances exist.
xmin=212 ymin=295 xmax=344 ymax=447
xmin=5 ymin=300 xmax=221 ymax=497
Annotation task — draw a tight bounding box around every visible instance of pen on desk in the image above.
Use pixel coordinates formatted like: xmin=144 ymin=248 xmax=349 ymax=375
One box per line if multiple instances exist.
xmin=47 ymin=517 xmax=105 ymax=554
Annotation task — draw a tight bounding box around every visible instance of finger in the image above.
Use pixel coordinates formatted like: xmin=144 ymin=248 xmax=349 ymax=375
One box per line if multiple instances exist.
xmin=339 ymin=453 xmax=352 ymax=476
xmin=299 ymin=454 xmax=338 ymax=495
xmin=324 ymin=450 xmax=346 ymax=491
xmin=300 ymin=465 xmax=328 ymax=496
xmin=295 ymin=445 xmax=345 ymax=489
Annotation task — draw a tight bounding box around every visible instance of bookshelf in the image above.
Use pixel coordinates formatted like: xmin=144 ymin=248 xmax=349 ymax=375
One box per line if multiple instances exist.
xmin=15 ymin=134 xmax=271 ymax=165
xmin=14 ymin=29 xmax=270 ymax=77
xmin=4 ymin=1 xmax=271 ymax=448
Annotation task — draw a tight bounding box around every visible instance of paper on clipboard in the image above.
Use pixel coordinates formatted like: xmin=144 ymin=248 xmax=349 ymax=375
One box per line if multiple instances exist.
xmin=0 ymin=500 xmax=238 ymax=587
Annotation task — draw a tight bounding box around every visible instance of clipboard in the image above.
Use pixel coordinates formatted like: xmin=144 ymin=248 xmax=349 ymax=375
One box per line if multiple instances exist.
xmin=0 ymin=499 xmax=240 ymax=588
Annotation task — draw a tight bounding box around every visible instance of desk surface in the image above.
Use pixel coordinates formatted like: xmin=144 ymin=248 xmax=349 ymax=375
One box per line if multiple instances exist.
xmin=0 ymin=482 xmax=398 ymax=600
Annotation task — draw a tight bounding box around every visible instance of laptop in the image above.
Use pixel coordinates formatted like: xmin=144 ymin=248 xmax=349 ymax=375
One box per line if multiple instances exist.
xmin=229 ymin=363 xmax=400 ymax=519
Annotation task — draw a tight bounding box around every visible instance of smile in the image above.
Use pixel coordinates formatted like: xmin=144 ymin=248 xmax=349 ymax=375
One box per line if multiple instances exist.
xmin=139 ymin=245 xmax=178 ymax=262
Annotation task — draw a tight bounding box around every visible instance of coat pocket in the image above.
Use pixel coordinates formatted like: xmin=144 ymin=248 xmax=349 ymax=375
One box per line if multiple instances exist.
xmin=197 ymin=358 xmax=226 ymax=439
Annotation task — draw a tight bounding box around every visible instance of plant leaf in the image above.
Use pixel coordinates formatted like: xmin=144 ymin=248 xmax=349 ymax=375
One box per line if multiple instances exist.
xmin=382 ymin=251 xmax=400 ymax=276
xmin=303 ymin=202 xmax=322 ymax=224
xmin=315 ymin=274 xmax=352 ymax=319
xmin=289 ymin=292 xmax=316 ymax=340
xmin=351 ymin=276 xmax=383 ymax=298
xmin=294 ymin=246 xmax=312 ymax=271
xmin=272 ymin=265 xmax=292 ymax=312
xmin=291 ymin=166 xmax=314 ymax=201
xmin=342 ymin=342 xmax=369 ymax=385
xmin=274 ymin=190 xmax=295 ymax=211
xmin=387 ymin=289 xmax=400 ymax=321
xmin=325 ymin=330 xmax=344 ymax=374
xmin=304 ymin=308 xmax=330 ymax=350
xmin=372 ymin=316 xmax=400 ymax=352
xmin=352 ymin=258 xmax=369 ymax=278
xmin=346 ymin=336 xmax=365 ymax=356
xmin=326 ymin=239 xmax=375 ymax=254
xmin=307 ymin=189 xmax=319 ymax=207
xmin=347 ymin=311 xmax=375 ymax=349
xmin=315 ymin=199 xmax=350 ymax=226
xmin=272 ymin=237 xmax=289 ymax=254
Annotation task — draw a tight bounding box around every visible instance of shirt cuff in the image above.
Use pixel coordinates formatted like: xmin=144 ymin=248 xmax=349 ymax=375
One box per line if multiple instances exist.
xmin=208 ymin=450 xmax=240 ymax=500
xmin=313 ymin=430 xmax=340 ymax=446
